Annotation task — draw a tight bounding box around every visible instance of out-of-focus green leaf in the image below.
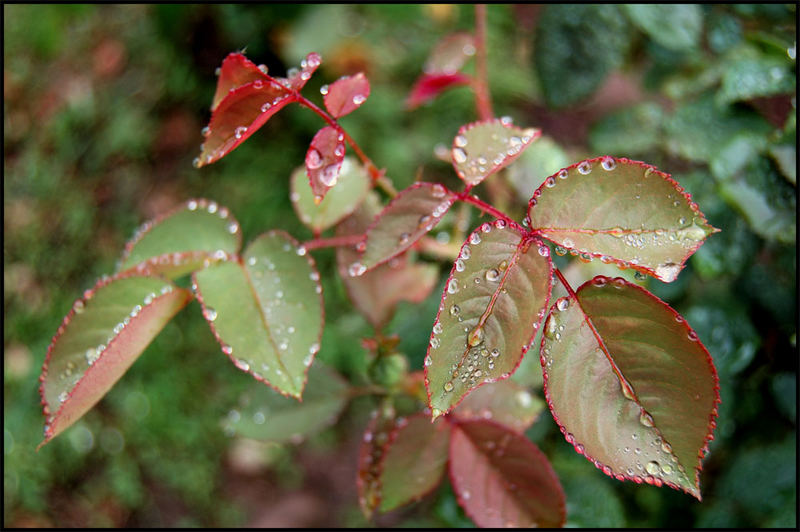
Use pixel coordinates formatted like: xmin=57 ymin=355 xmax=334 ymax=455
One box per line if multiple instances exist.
xmin=424 ymin=32 xmax=475 ymax=74
xmin=664 ymin=94 xmax=771 ymax=163
xmin=589 ymin=103 xmax=664 ymax=156
xmin=425 ymin=225 xmax=552 ymax=417
xmin=40 ymin=274 xmax=191 ymax=446
xmin=221 ymin=362 xmax=348 ymax=443
xmin=710 ymin=134 xmax=767 ymax=182
xmin=379 ymin=414 xmax=451 ymax=512
xmin=450 ymin=119 xmax=540 ymax=187
xmin=683 ymin=304 xmax=759 ymax=378
xmin=290 ymin=158 xmax=370 ymax=232
xmin=771 ymin=372 xmax=797 ymax=424
xmin=552 ymin=452 xmax=627 ymax=527
xmin=707 ymin=12 xmax=743 ymax=53
xmin=118 ymin=199 xmax=242 ymax=279
xmin=534 ymin=4 xmax=632 ymax=108
xmin=193 ymin=231 xmax=323 ymax=398
xmin=542 ymin=276 xmax=720 ymax=499
xmin=528 ymin=157 xmax=718 ymax=283
xmin=449 ymin=419 xmax=566 ymax=527
xmin=717 ymin=56 xmax=796 ymax=105
xmin=452 ymin=379 xmax=544 ymax=433
xmin=769 ymin=142 xmax=796 ymax=185
xmin=624 ymin=4 xmax=703 ymax=52
xmin=506 ymin=135 xmax=569 ymax=203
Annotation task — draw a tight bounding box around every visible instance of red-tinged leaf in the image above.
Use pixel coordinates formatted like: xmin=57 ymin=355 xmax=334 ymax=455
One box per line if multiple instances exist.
xmin=379 ymin=414 xmax=451 ymax=512
xmin=290 ymin=157 xmax=370 ymax=232
xmin=357 ymin=402 xmax=398 ymax=519
xmin=407 ymin=72 xmax=471 ymax=110
xmin=353 ymin=182 xmax=456 ymax=273
xmin=336 ymin=193 xmax=439 ymax=328
xmin=449 ymin=419 xmax=566 ymax=528
xmin=541 ymin=276 xmax=720 ymax=499
xmin=196 ymin=80 xmax=295 ymax=167
xmin=453 ymin=379 xmax=545 ymax=433
xmin=222 ymin=361 xmax=348 ymax=444
xmin=275 ymin=52 xmax=321 ymax=92
xmin=324 ymin=72 xmax=370 ymax=118
xmin=527 ymin=157 xmax=719 ymax=282
xmin=452 ymin=119 xmax=541 ymax=187
xmin=39 ymin=274 xmax=191 ymax=447
xmin=424 ymin=32 xmax=476 ymax=74
xmin=211 ymin=52 xmax=270 ymax=111
xmin=306 ymin=125 xmax=346 ymax=203
xmin=117 ymin=198 xmax=242 ymax=279
xmin=193 ymin=231 xmax=323 ymax=398
xmin=425 ymin=225 xmax=553 ymax=418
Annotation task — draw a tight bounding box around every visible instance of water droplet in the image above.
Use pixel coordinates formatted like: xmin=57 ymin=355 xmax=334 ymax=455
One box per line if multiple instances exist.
xmin=601 ymin=157 xmax=616 ymax=171
xmin=443 ymin=381 xmax=454 ymax=392
xmin=204 ymin=307 xmax=218 ymax=322
xmin=554 ymin=245 xmax=566 ymax=256
xmin=640 ymin=411 xmax=655 ymax=427
xmin=320 ymin=164 xmax=340 ymax=186
xmin=352 ymin=94 xmax=366 ymax=105
xmin=660 ymin=463 xmax=673 ymax=475
xmin=467 ymin=325 xmax=484 ymax=347
xmin=449 ymin=304 xmax=461 ymax=317
xmin=661 ymin=441 xmax=672 ymax=454
xmin=447 ymin=278 xmax=460 ymax=294
xmin=430 ymin=337 xmax=440 ymax=349
xmin=538 ymin=245 xmax=550 ymax=257
xmin=460 ymin=245 xmax=471 ymax=260
xmin=494 ymin=219 xmax=506 ymax=229
xmin=452 ymin=147 xmax=467 ymax=164
xmin=645 ymin=461 xmax=660 ymax=475
xmin=433 ymin=322 xmax=443 ymax=334
xmin=485 ymin=268 xmax=500 ymax=282
xmin=545 ymin=176 xmax=556 ymax=188
xmin=348 ymin=262 xmax=366 ymax=277
xmin=234 ymin=126 xmax=247 ymax=139
xmin=221 ymin=344 xmax=233 ymax=355
xmin=577 ymin=161 xmax=592 ymax=175
xmin=490 ymin=348 xmax=500 ymax=358
xmin=556 ymin=297 xmax=570 ymax=311
xmin=455 ymin=259 xmax=465 ymax=272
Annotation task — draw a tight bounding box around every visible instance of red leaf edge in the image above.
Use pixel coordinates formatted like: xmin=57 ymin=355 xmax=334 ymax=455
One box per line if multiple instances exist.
xmin=406 ymin=72 xmax=472 ymax=110
xmin=323 ymin=72 xmax=371 ymax=118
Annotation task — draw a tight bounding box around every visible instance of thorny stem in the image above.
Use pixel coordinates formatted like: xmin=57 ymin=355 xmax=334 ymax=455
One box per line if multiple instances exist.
xmin=457 ymin=191 xmax=525 ymax=233
xmin=295 ymin=93 xmax=397 ymax=197
xmin=473 ymin=4 xmax=494 ymax=121
xmin=302 ymin=233 xmax=363 ymax=251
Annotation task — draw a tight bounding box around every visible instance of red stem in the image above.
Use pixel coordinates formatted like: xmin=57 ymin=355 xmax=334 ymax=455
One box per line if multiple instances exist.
xmin=473 ymin=4 xmax=494 ymax=121
xmin=456 ymin=191 xmax=525 ymax=233
xmin=302 ymin=233 xmax=363 ymax=251
xmin=552 ymin=267 xmax=578 ymax=300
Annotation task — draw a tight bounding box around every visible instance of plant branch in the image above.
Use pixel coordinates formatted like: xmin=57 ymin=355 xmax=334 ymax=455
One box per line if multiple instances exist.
xmin=295 ymin=93 xmax=397 ymax=197
xmin=302 ymin=233 xmax=363 ymax=251
xmin=553 ymin=267 xmax=578 ymax=300
xmin=473 ymin=4 xmax=494 ymax=121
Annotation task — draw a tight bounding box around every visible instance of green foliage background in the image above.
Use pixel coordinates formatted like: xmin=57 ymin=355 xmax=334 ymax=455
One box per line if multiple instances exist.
xmin=4 ymin=4 xmax=796 ymax=527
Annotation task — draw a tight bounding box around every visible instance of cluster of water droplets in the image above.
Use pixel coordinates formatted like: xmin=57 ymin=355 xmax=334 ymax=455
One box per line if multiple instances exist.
xmin=451 ymin=124 xmax=536 ymax=181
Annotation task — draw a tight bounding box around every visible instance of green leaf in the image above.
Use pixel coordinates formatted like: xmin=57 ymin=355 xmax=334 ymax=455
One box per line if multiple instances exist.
xmin=541 ymin=276 xmax=720 ymax=499
xmin=449 ymin=419 xmax=566 ymax=527
xmin=353 ymin=182 xmax=456 ymax=273
xmin=193 ymin=231 xmax=323 ymax=398
xmin=425 ymin=225 xmax=552 ymax=417
xmin=588 ymin=102 xmax=665 ymax=156
xmin=118 ymin=199 xmax=242 ymax=279
xmin=221 ymin=361 xmax=348 ymax=443
xmin=623 ymin=4 xmax=703 ymax=52
xmin=451 ymin=119 xmax=540 ymax=188
xmin=379 ymin=414 xmax=451 ymax=512
xmin=769 ymin=142 xmax=797 ymax=185
xmin=528 ymin=157 xmax=719 ymax=282
xmin=39 ymin=274 xmax=191 ymax=446
xmin=336 ymin=192 xmax=440 ymax=329
xmin=534 ymin=4 xmax=632 ymax=108
xmin=717 ymin=56 xmax=796 ymax=105
xmin=452 ymin=379 xmax=544 ymax=433
xmin=290 ymin=157 xmax=370 ymax=233
xmin=506 ymin=135 xmax=569 ymax=203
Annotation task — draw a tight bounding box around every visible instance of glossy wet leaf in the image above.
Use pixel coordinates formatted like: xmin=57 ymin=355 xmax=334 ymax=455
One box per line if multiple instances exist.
xmin=717 ymin=57 xmax=795 ymax=105
xmin=355 ymin=182 xmax=456 ymax=272
xmin=290 ymin=157 xmax=370 ymax=232
xmin=623 ymin=4 xmax=703 ymax=51
xmin=528 ymin=157 xmax=718 ymax=282
xmin=118 ymin=199 xmax=242 ymax=278
xmin=336 ymin=193 xmax=439 ymax=328
xmin=306 ymin=125 xmax=346 ymax=203
xmin=277 ymin=52 xmax=321 ymax=92
xmin=453 ymin=379 xmax=544 ymax=433
xmin=193 ymin=231 xmax=323 ymax=398
xmin=323 ymin=72 xmax=370 ymax=118
xmin=211 ymin=52 xmax=271 ymax=111
xmin=379 ymin=414 xmax=451 ymax=512
xmin=406 ymin=72 xmax=471 ymax=110
xmin=39 ymin=274 xmax=191 ymax=446
xmin=535 ymin=4 xmax=631 ymax=108
xmin=541 ymin=276 xmax=720 ymax=499
xmin=197 ymin=78 xmax=295 ymax=167
xmin=357 ymin=402 xmax=397 ymax=519
xmin=424 ymin=32 xmax=475 ymax=74
xmin=449 ymin=419 xmax=566 ymax=527
xmin=451 ymin=119 xmax=541 ymax=187
xmin=221 ymin=362 xmax=348 ymax=443
xmin=425 ymin=225 xmax=552 ymax=417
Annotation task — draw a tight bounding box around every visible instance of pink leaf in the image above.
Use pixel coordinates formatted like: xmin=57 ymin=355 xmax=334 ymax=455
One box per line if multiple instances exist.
xmin=306 ymin=126 xmax=346 ymax=204
xmin=449 ymin=419 xmax=566 ymax=528
xmin=424 ymin=32 xmax=476 ymax=74
xmin=39 ymin=274 xmax=191 ymax=447
xmin=211 ymin=52 xmax=271 ymax=112
xmin=407 ymin=72 xmax=471 ymax=110
xmin=276 ymin=52 xmax=321 ymax=92
xmin=324 ymin=72 xmax=371 ymax=118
